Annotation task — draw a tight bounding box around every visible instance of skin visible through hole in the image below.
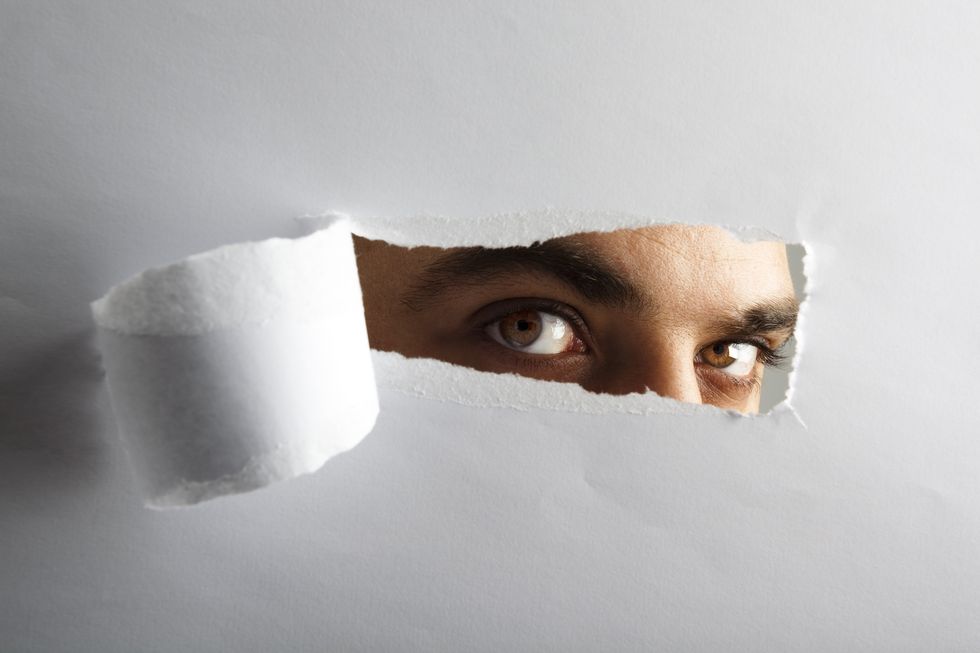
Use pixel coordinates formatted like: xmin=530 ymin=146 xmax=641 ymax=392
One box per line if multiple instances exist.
xmin=353 ymin=225 xmax=798 ymax=414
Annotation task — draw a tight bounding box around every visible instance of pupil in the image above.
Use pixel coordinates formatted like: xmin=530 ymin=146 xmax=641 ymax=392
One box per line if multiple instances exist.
xmin=517 ymin=320 xmax=530 ymax=331
xmin=712 ymin=343 xmax=726 ymax=355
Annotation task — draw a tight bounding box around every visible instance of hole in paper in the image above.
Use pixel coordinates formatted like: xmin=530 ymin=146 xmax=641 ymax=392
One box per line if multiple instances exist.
xmin=354 ymin=224 xmax=806 ymax=415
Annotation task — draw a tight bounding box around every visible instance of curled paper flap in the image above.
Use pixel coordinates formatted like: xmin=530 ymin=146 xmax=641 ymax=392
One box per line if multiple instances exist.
xmin=92 ymin=220 xmax=378 ymax=507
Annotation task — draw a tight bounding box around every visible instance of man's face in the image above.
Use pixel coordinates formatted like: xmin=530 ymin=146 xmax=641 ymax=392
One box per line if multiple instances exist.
xmin=354 ymin=225 xmax=797 ymax=413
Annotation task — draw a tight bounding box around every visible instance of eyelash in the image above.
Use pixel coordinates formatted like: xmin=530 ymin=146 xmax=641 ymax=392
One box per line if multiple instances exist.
xmin=735 ymin=338 xmax=786 ymax=368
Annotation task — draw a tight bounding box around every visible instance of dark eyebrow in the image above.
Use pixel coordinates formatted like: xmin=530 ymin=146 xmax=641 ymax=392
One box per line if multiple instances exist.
xmin=711 ymin=297 xmax=800 ymax=342
xmin=402 ymin=239 xmax=650 ymax=313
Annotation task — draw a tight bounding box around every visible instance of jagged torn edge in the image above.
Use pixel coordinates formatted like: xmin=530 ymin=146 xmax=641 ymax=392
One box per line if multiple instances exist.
xmin=300 ymin=209 xmax=785 ymax=248
xmin=300 ymin=209 xmax=809 ymax=426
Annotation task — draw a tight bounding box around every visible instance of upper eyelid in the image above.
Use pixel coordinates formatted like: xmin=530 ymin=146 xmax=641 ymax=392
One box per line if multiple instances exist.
xmin=704 ymin=332 xmax=781 ymax=348
xmin=700 ymin=336 xmax=788 ymax=365
xmin=696 ymin=338 xmax=764 ymax=356
xmin=472 ymin=298 xmax=589 ymax=330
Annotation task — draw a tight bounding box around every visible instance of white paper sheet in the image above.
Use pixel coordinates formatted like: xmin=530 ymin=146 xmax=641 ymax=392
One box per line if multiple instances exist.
xmin=4 ymin=1 xmax=980 ymax=650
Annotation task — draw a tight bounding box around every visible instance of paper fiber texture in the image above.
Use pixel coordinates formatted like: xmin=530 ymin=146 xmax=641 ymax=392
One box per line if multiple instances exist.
xmin=91 ymin=220 xmax=378 ymax=507
xmin=316 ymin=209 xmax=785 ymax=249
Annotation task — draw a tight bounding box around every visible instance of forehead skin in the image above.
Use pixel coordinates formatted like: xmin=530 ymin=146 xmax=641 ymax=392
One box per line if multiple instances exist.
xmin=569 ymin=226 xmax=793 ymax=325
xmin=353 ymin=238 xmax=456 ymax=353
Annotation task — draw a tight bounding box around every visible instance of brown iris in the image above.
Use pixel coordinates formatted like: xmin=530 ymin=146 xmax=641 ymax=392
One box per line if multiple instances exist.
xmin=701 ymin=342 xmax=737 ymax=368
xmin=498 ymin=310 xmax=542 ymax=347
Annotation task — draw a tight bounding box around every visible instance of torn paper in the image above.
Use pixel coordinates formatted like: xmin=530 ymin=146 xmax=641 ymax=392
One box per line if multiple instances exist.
xmin=303 ymin=209 xmax=789 ymax=249
xmin=91 ymin=219 xmax=378 ymax=507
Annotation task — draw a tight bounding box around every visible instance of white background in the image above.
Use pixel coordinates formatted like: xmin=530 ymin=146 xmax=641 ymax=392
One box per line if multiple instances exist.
xmin=3 ymin=2 xmax=980 ymax=650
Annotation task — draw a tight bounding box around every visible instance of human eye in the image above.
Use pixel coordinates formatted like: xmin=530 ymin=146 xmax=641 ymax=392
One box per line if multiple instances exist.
xmin=697 ymin=341 xmax=761 ymax=377
xmin=482 ymin=301 xmax=588 ymax=355
xmin=696 ymin=337 xmax=788 ymax=389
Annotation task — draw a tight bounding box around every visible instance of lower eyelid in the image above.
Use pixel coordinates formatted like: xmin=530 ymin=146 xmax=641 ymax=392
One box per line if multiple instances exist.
xmin=482 ymin=326 xmax=587 ymax=358
xmin=473 ymin=336 xmax=592 ymax=374
xmin=696 ymin=365 xmax=762 ymax=393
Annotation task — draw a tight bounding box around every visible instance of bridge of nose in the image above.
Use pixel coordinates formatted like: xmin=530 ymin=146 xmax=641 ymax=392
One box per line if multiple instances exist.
xmin=589 ymin=334 xmax=703 ymax=403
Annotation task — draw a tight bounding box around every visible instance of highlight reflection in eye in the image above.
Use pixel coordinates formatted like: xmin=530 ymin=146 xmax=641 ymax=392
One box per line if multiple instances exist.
xmin=485 ymin=310 xmax=585 ymax=355
xmin=699 ymin=341 xmax=759 ymax=377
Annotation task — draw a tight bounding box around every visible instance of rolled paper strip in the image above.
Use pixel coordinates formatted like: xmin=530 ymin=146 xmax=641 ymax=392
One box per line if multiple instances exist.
xmin=91 ymin=219 xmax=378 ymax=507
